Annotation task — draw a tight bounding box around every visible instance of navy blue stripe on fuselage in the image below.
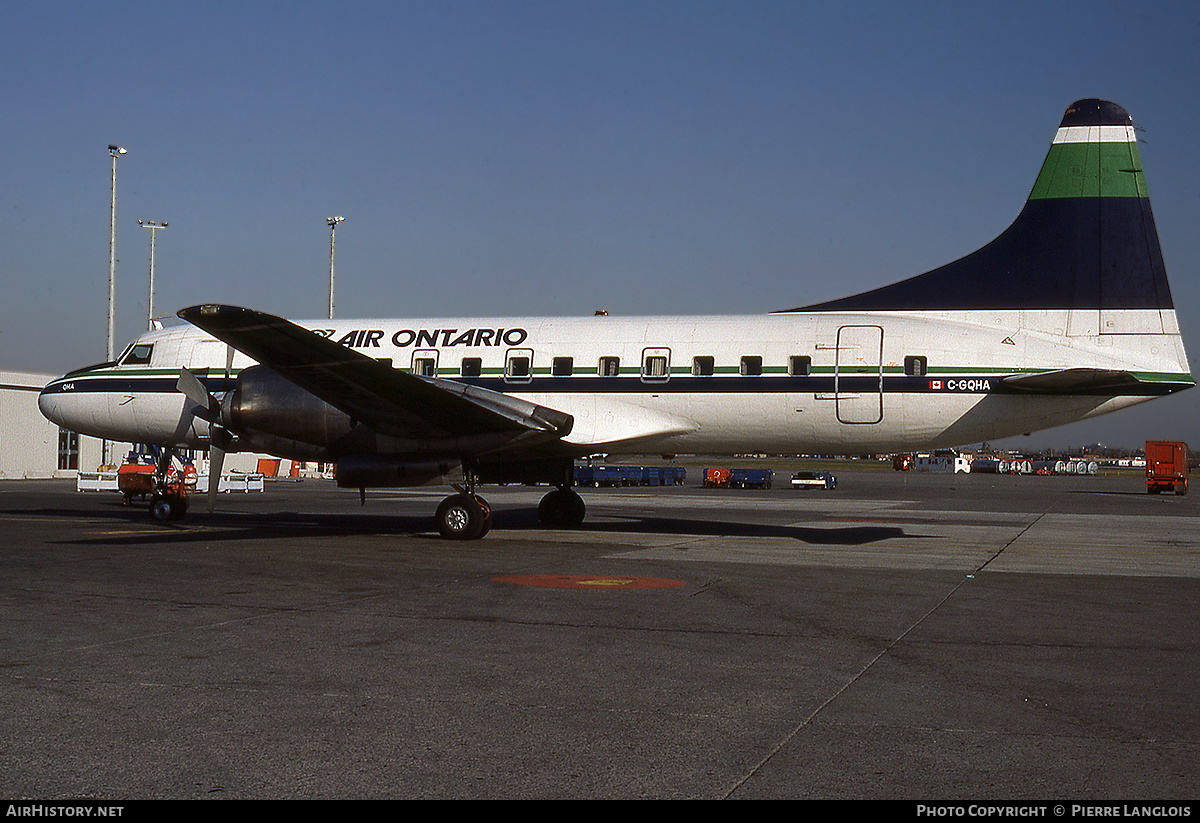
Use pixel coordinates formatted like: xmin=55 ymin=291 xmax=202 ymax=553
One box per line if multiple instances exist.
xmin=37 ymin=373 xmax=1183 ymax=397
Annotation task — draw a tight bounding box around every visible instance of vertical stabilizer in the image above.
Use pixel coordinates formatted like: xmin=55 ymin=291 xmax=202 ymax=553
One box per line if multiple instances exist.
xmin=784 ymin=99 xmax=1174 ymax=320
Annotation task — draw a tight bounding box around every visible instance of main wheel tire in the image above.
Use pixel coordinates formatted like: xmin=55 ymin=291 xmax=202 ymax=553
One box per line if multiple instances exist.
xmin=475 ymin=495 xmax=492 ymax=537
xmin=537 ymin=488 xmax=586 ymax=529
xmin=436 ymin=493 xmax=488 ymax=540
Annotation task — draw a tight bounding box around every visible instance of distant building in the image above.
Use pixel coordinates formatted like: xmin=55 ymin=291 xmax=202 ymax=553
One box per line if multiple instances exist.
xmin=0 ymin=371 xmax=109 ymax=479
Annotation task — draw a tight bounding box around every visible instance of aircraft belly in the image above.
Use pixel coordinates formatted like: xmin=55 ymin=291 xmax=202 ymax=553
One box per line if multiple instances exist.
xmin=925 ymin=394 xmax=1147 ymax=447
xmin=526 ymin=388 xmax=1159 ymax=456
xmin=528 ymin=392 xmax=698 ymax=450
xmin=534 ymin=391 xmax=994 ymax=455
xmin=46 ymin=390 xmax=206 ymax=449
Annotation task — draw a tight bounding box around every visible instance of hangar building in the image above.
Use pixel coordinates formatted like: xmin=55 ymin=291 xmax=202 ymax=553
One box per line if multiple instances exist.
xmin=0 ymin=371 xmax=107 ymax=479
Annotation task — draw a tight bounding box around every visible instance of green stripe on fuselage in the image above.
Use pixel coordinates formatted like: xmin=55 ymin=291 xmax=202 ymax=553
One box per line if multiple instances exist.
xmin=1029 ymin=141 xmax=1148 ymax=200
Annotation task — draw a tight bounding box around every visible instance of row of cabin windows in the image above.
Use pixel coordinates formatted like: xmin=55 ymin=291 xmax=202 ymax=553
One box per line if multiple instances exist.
xmin=437 ymin=354 xmax=810 ymax=380
xmin=115 ymin=340 xmax=928 ymax=379
xmin=423 ymin=353 xmax=930 ymax=380
xmin=116 ymin=340 xmax=927 ymax=380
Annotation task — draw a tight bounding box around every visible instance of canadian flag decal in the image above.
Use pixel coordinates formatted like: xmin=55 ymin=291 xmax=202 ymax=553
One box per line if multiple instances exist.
xmin=929 ymin=380 xmax=943 ymax=390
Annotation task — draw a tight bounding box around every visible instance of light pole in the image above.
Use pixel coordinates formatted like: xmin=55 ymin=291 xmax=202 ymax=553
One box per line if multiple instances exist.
xmin=104 ymin=145 xmax=126 ymax=470
xmin=327 ymin=216 xmax=344 ymax=319
xmin=107 ymin=145 xmax=127 ymax=361
xmin=139 ymin=220 xmax=168 ymax=330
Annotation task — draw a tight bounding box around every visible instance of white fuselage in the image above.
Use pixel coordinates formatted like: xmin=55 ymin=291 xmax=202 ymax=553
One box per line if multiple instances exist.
xmin=39 ymin=307 xmax=1191 ymax=458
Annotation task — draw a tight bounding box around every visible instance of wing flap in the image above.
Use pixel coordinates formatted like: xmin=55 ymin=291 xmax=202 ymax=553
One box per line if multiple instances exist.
xmin=177 ymin=305 xmax=572 ymax=442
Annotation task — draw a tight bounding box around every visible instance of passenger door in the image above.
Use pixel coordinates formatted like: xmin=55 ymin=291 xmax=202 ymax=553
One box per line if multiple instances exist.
xmin=835 ymin=325 xmax=883 ymax=424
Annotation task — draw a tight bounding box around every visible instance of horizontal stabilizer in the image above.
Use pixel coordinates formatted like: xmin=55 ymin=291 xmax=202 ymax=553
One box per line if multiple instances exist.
xmin=998 ymin=368 xmax=1144 ymax=395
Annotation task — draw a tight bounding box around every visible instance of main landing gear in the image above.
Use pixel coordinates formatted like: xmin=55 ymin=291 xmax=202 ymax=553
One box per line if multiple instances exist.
xmin=435 ymin=492 xmax=492 ymax=540
xmin=433 ymin=483 xmax=585 ymax=540
xmin=537 ymin=486 xmax=586 ymax=530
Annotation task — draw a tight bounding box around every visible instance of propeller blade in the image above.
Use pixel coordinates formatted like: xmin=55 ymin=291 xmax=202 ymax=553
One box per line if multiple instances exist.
xmin=207 ymin=444 xmax=225 ymax=513
xmin=206 ymin=427 xmax=233 ymax=513
xmin=176 ymin=368 xmax=221 ymax=423
xmin=178 ymin=368 xmax=237 ymax=513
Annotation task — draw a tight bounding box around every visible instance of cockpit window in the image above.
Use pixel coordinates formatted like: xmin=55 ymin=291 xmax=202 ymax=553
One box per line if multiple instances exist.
xmin=120 ymin=343 xmax=154 ymax=366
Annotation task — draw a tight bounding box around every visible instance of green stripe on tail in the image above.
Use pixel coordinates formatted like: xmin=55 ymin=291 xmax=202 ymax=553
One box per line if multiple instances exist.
xmin=1029 ymin=138 xmax=1148 ymax=200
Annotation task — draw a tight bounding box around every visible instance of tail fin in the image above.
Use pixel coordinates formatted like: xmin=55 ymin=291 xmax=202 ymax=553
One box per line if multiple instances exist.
xmin=786 ymin=99 xmax=1174 ymax=318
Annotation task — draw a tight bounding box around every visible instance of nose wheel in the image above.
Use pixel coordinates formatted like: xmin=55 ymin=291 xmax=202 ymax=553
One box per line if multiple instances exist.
xmin=128 ymin=447 xmax=194 ymax=522
xmin=149 ymin=493 xmax=189 ymax=522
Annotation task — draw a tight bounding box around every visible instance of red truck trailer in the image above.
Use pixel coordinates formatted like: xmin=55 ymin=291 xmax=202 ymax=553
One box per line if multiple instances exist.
xmin=1145 ymin=441 xmax=1188 ymax=495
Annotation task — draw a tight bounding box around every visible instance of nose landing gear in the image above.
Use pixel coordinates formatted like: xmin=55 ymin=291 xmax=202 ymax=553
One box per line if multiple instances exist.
xmin=117 ymin=447 xmax=195 ymax=522
xmin=149 ymin=492 xmax=190 ymax=522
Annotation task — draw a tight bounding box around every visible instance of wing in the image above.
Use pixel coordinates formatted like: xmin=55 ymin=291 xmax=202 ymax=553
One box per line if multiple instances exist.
xmin=177 ymin=305 xmax=573 ymax=446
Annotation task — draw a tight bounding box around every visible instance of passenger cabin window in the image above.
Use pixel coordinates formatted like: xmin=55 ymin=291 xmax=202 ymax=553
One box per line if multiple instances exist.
xmin=642 ymin=348 xmax=670 ymax=383
xmin=789 ymin=355 xmax=812 ymax=376
xmin=904 ymin=355 xmax=928 ymax=376
xmin=505 ymin=349 xmax=533 ymax=383
xmin=121 ymin=343 xmax=153 ymax=366
xmin=740 ymin=355 xmax=763 ymax=376
xmin=643 ymin=356 xmax=668 ymax=378
xmin=552 ymin=356 xmax=574 ymax=377
xmin=461 ymin=357 xmax=482 ymax=378
xmin=599 ymin=356 xmax=620 ymax=377
xmin=692 ymin=356 xmax=715 ymax=377
xmin=412 ymin=355 xmax=438 ymax=377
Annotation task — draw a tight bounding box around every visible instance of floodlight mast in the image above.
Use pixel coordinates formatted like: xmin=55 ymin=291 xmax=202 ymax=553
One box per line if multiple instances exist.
xmin=107 ymin=145 xmax=126 ymax=362
xmin=327 ymin=216 xmax=344 ymax=320
xmin=103 ymin=145 xmax=126 ymax=470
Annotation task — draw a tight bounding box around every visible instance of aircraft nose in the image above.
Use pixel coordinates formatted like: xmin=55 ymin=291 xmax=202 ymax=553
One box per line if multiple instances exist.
xmin=39 ymin=375 xmax=93 ymax=433
xmin=38 ymin=381 xmax=66 ymax=427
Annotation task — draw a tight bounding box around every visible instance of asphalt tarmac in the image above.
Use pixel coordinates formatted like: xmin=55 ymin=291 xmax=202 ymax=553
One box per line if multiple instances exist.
xmin=1 ymin=468 xmax=1197 ymax=800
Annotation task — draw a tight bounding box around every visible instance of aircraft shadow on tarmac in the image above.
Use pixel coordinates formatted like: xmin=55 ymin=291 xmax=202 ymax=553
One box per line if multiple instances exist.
xmin=25 ymin=500 xmax=917 ymax=547
xmin=531 ymin=511 xmax=914 ymax=545
xmin=1065 ymin=488 xmax=1172 ymax=498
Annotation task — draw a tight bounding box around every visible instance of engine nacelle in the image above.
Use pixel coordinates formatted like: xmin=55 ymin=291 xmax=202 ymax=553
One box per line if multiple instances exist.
xmin=227 ymin=365 xmax=355 ymax=449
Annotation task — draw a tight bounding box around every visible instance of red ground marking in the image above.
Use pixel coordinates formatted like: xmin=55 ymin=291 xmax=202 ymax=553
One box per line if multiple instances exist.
xmin=492 ymin=574 xmax=686 ymax=590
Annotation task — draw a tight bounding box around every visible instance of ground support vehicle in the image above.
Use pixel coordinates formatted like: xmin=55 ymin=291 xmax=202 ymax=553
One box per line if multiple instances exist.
xmin=791 ymin=471 xmax=837 ymax=490
xmin=1146 ymin=441 xmax=1188 ymax=495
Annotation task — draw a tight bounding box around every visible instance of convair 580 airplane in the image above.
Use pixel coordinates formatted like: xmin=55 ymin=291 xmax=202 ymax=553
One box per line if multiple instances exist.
xmin=40 ymin=99 xmax=1192 ymax=538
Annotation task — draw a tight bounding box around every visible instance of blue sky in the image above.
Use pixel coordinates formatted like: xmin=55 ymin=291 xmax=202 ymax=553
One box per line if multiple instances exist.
xmin=3 ymin=0 xmax=1198 ymax=451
